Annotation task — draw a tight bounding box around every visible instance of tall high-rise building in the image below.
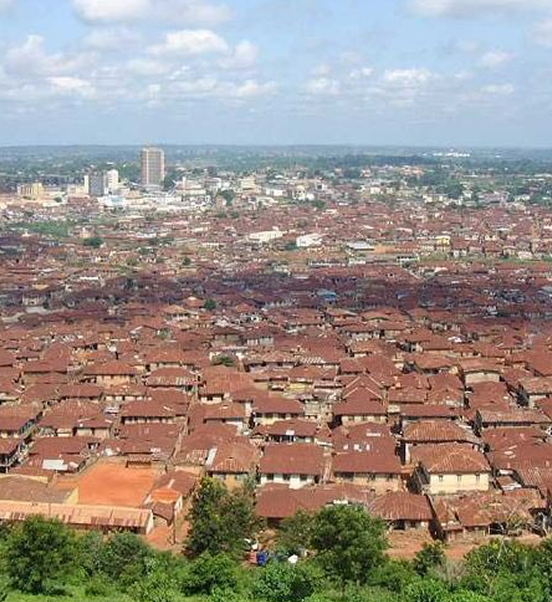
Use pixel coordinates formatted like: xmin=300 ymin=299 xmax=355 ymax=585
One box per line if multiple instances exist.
xmin=17 ymin=182 xmax=44 ymax=199
xmin=88 ymin=172 xmax=107 ymax=197
xmin=140 ymin=147 xmax=165 ymax=189
xmin=106 ymin=169 xmax=119 ymax=193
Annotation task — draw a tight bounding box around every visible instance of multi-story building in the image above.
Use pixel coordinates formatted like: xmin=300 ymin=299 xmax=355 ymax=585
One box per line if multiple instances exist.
xmin=17 ymin=183 xmax=44 ymax=199
xmin=106 ymin=169 xmax=119 ymax=193
xmin=88 ymin=172 xmax=108 ymax=197
xmin=140 ymin=147 xmax=165 ymax=189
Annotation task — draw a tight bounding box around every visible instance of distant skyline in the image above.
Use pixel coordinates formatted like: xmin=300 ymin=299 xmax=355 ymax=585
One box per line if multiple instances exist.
xmin=0 ymin=0 xmax=551 ymax=147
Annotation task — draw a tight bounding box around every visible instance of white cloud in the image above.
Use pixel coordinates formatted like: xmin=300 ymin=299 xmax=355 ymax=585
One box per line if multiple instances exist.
xmin=481 ymin=83 xmax=515 ymax=95
xmin=73 ymin=0 xmax=149 ymax=21
xmin=454 ymin=39 xmax=481 ymax=53
xmin=177 ymin=77 xmax=219 ymax=94
xmin=349 ymin=67 xmax=374 ymax=80
xmin=312 ymin=63 xmax=331 ymax=77
xmin=227 ymin=79 xmax=277 ymax=98
xmin=478 ymin=50 xmax=513 ymax=68
xmin=72 ymin=0 xmax=231 ymax=26
xmin=84 ymin=27 xmax=141 ymax=50
xmin=149 ymin=29 xmax=228 ymax=56
xmin=219 ymin=40 xmax=258 ymax=69
xmin=48 ymin=76 xmax=96 ymax=98
xmin=410 ymin=0 xmax=548 ymax=18
xmin=3 ymin=35 xmax=91 ymax=78
xmin=533 ymin=19 xmax=552 ymax=48
xmin=305 ymin=77 xmax=341 ymax=95
xmin=454 ymin=70 xmax=472 ymax=80
xmin=127 ymin=58 xmax=171 ymax=76
xmin=383 ymin=68 xmax=432 ymax=86
xmin=0 ymin=0 xmax=14 ymax=11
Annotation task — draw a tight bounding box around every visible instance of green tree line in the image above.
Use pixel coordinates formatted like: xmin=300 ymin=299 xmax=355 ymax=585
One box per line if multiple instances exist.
xmin=1 ymin=477 xmax=552 ymax=602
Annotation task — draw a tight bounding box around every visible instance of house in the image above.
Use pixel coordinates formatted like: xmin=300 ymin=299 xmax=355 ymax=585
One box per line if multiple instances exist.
xmin=458 ymin=359 xmax=502 ymax=386
xmin=259 ymin=444 xmax=326 ymax=489
xmin=252 ymin=395 xmax=305 ymax=426
xmin=0 ymin=438 xmax=27 ymax=472
xmin=332 ymin=450 xmax=402 ymax=493
xmin=205 ymin=440 xmax=259 ymax=488
xmin=412 ymin=443 xmax=491 ymax=495
xmin=475 ymin=408 xmax=551 ymax=434
xmin=431 ymin=491 xmax=540 ymax=542
xmin=518 ymin=377 xmax=552 ymax=407
xmin=0 ymin=406 xmax=40 ymax=440
xmin=39 ymin=402 xmax=105 ymax=438
xmin=255 ymin=483 xmax=375 ymax=526
xmin=368 ymin=492 xmax=433 ymax=531
xmin=83 ymin=361 xmax=138 ymax=386
xmin=145 ymin=367 xmax=198 ymax=392
xmin=200 ymin=402 xmax=248 ymax=434
xmin=120 ymin=401 xmax=176 ymax=425
xmin=254 ymin=419 xmax=323 ymax=444
xmin=402 ymin=420 xmax=480 ymax=464
xmin=333 ymin=398 xmax=387 ymax=426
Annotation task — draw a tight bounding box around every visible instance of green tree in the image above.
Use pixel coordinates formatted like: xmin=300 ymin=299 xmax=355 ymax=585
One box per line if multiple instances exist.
xmin=212 ymin=355 xmax=236 ymax=368
xmin=253 ymin=561 xmax=321 ymax=602
xmin=203 ymin=298 xmax=217 ymax=311
xmin=448 ymin=592 xmax=493 ymax=602
xmin=276 ymin=510 xmax=315 ymax=555
xmin=186 ymin=478 xmax=228 ymax=556
xmin=186 ymin=477 xmax=260 ymax=558
xmin=310 ymin=505 xmax=386 ymax=589
xmin=312 ymin=199 xmax=326 ymax=211
xmin=83 ymin=236 xmax=104 ymax=248
xmin=368 ymin=559 xmax=418 ymax=594
xmin=184 ymin=553 xmax=240 ymax=595
xmin=403 ymin=578 xmax=449 ymax=602
xmin=414 ymin=542 xmax=446 ymax=576
xmin=130 ymin=565 xmax=180 ymax=602
xmin=220 ymin=189 xmax=236 ymax=205
xmin=6 ymin=516 xmax=77 ymax=594
xmin=97 ymin=532 xmax=153 ymax=588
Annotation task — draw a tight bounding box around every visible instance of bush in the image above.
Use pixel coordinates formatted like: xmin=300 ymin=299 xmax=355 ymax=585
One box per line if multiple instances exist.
xmin=210 ymin=587 xmax=250 ymax=602
xmin=97 ymin=532 xmax=153 ymax=587
xmin=403 ymin=578 xmax=449 ymax=602
xmin=84 ymin=574 xmax=114 ymax=597
xmin=130 ymin=568 xmax=181 ymax=602
xmin=253 ymin=561 xmax=321 ymax=602
xmin=184 ymin=553 xmax=241 ymax=595
xmin=83 ymin=236 xmax=103 ymax=248
xmin=6 ymin=516 xmax=77 ymax=594
xmin=414 ymin=543 xmax=446 ymax=576
xmin=310 ymin=505 xmax=387 ymax=587
xmin=368 ymin=559 xmax=418 ymax=593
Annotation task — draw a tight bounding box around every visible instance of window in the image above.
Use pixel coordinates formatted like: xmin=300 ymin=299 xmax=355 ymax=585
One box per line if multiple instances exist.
xmin=475 ymin=474 xmax=480 ymax=482
xmin=457 ymin=475 xmax=462 ymax=483
xmin=283 ymin=474 xmax=290 ymax=481
xmin=438 ymin=475 xmax=444 ymax=482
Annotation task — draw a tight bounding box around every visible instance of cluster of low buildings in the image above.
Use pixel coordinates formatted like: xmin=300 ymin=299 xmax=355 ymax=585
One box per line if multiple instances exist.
xmin=0 ymin=160 xmax=552 ymax=550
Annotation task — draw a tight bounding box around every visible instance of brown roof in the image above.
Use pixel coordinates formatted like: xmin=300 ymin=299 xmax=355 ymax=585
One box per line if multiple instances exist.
xmin=403 ymin=420 xmax=479 ymax=445
xmin=368 ymin=492 xmax=432 ymax=522
xmin=333 ymin=450 xmax=401 ymax=475
xmin=256 ymin=483 xmax=375 ymax=519
xmin=259 ymin=444 xmax=325 ymax=476
xmin=412 ymin=443 xmax=490 ymax=474
xmin=206 ymin=440 xmax=259 ymax=474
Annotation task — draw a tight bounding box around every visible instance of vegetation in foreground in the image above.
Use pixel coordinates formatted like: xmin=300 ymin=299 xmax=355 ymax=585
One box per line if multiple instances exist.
xmin=0 ymin=478 xmax=551 ymax=601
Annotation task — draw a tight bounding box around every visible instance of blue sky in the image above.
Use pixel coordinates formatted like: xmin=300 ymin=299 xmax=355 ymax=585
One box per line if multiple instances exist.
xmin=0 ymin=0 xmax=551 ymax=146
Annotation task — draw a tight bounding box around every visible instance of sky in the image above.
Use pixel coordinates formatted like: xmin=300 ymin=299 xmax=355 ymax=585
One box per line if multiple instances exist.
xmin=0 ymin=0 xmax=552 ymax=147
